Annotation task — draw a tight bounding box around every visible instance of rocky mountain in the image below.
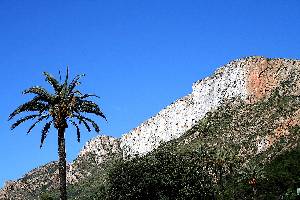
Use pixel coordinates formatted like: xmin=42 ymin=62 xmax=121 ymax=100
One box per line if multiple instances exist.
xmin=120 ymin=56 xmax=300 ymax=157
xmin=1 ymin=56 xmax=300 ymax=199
xmin=0 ymin=136 xmax=122 ymax=200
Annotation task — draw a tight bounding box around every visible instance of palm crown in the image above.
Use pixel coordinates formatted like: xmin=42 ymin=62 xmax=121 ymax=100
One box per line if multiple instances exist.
xmin=9 ymin=68 xmax=106 ymax=147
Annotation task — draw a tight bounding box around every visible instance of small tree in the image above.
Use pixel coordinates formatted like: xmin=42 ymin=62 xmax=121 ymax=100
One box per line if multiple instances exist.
xmin=9 ymin=68 xmax=106 ymax=200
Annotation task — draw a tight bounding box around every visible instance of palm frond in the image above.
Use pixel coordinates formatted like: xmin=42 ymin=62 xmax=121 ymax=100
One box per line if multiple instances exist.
xmin=68 ymin=74 xmax=85 ymax=94
xmin=23 ymin=86 xmax=54 ymax=102
xmin=11 ymin=114 xmax=41 ymax=130
xmin=40 ymin=121 xmax=53 ymax=148
xmin=58 ymin=70 xmax=62 ymax=82
xmin=74 ymin=115 xmax=100 ymax=133
xmin=73 ymin=90 xmax=82 ymax=96
xmin=77 ymin=117 xmax=91 ymax=132
xmin=27 ymin=115 xmax=49 ymax=134
xmin=70 ymin=120 xmax=81 ymax=142
xmin=65 ymin=66 xmax=69 ymax=86
xmin=9 ymin=98 xmax=48 ymax=120
xmin=78 ymin=100 xmax=107 ymax=121
xmin=79 ymin=94 xmax=100 ymax=99
xmin=59 ymin=67 xmax=70 ymax=98
xmin=43 ymin=72 xmax=62 ymax=94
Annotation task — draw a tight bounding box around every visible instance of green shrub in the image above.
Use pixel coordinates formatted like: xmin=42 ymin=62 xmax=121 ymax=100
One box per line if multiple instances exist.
xmin=106 ymin=144 xmax=237 ymax=200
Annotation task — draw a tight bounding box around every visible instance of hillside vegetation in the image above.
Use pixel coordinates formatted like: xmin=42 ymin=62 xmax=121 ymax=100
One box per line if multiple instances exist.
xmin=42 ymin=81 xmax=300 ymax=199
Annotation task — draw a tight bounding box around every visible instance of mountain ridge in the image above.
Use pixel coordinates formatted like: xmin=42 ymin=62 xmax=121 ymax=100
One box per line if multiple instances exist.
xmin=1 ymin=56 xmax=300 ymax=199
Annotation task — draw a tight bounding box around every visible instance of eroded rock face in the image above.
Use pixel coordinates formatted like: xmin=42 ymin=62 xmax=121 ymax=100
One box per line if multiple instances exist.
xmin=120 ymin=58 xmax=248 ymax=157
xmin=257 ymin=108 xmax=300 ymax=153
xmin=0 ymin=162 xmax=59 ymax=200
xmin=67 ymin=135 xmax=121 ymax=183
xmin=120 ymin=56 xmax=300 ymax=157
xmin=246 ymin=57 xmax=300 ymax=103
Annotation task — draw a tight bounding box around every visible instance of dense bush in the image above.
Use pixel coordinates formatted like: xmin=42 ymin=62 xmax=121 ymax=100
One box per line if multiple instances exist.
xmin=106 ymin=145 xmax=236 ymax=200
xmin=42 ymin=139 xmax=300 ymax=200
xmin=253 ymin=145 xmax=300 ymax=199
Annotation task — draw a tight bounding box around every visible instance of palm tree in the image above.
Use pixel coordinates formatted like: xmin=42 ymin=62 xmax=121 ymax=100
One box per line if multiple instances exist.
xmin=9 ymin=68 xmax=106 ymax=200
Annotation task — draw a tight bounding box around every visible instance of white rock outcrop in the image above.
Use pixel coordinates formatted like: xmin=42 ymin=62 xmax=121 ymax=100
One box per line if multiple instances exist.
xmin=75 ymin=56 xmax=300 ymax=159
xmin=120 ymin=58 xmax=249 ymax=157
xmin=67 ymin=135 xmax=121 ymax=183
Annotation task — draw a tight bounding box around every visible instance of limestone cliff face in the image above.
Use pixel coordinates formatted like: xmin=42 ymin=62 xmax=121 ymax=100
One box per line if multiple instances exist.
xmin=68 ymin=56 xmax=299 ymax=167
xmin=67 ymin=135 xmax=121 ymax=183
xmin=120 ymin=56 xmax=300 ymax=157
xmin=119 ymin=60 xmax=247 ymax=156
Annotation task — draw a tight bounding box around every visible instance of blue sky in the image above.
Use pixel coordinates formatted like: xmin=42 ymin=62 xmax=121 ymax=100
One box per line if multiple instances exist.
xmin=0 ymin=0 xmax=300 ymax=187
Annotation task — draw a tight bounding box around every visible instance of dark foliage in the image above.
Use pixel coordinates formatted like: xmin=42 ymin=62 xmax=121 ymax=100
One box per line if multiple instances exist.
xmin=106 ymin=144 xmax=235 ymax=200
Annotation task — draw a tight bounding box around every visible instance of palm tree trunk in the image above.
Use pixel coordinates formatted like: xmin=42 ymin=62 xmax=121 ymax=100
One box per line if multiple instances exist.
xmin=58 ymin=127 xmax=67 ymax=200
